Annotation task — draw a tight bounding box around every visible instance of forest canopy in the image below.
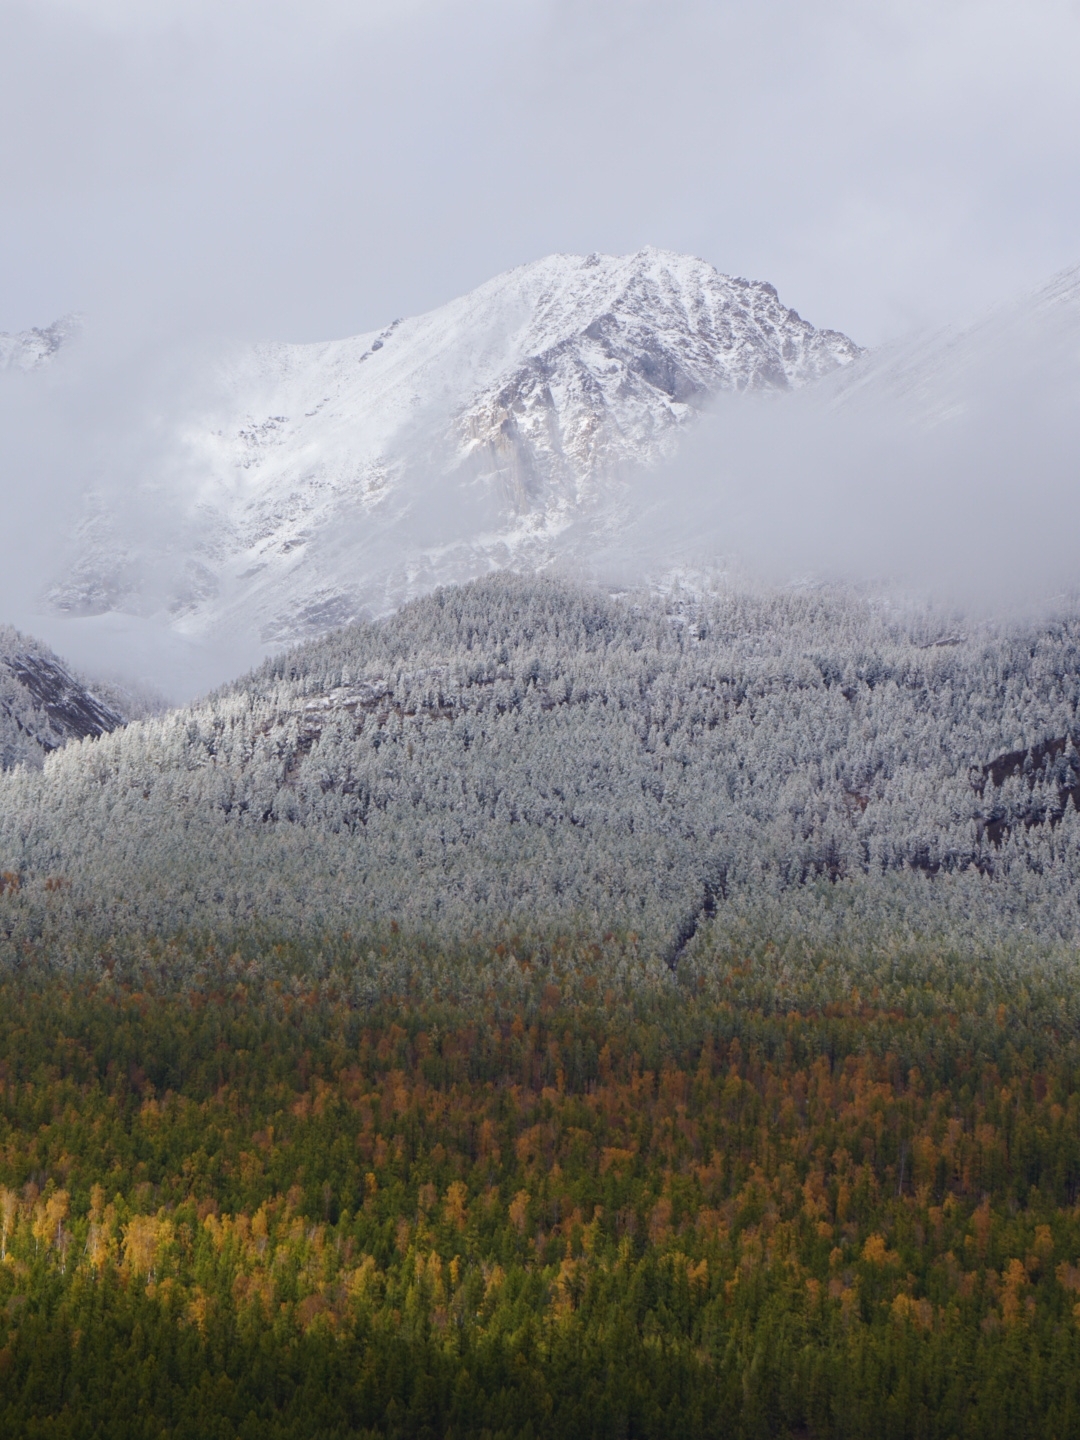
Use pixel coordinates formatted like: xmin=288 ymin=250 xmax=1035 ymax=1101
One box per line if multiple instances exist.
xmin=5 ymin=576 xmax=1080 ymax=962
xmin=4 ymin=579 xmax=1080 ymax=1434
xmin=1 ymin=936 xmax=1080 ymax=1438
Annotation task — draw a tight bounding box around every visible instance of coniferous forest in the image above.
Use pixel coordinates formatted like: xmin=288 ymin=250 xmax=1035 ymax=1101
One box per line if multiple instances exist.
xmin=3 ymin=579 xmax=1080 ymax=1437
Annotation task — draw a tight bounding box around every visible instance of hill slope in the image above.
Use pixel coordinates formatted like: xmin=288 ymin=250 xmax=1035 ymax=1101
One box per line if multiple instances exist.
xmin=4 ymin=577 xmax=1080 ymax=955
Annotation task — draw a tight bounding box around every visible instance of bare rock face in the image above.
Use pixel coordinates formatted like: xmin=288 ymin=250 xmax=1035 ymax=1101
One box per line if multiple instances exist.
xmin=0 ymin=627 xmax=124 ymax=770
xmin=452 ymin=252 xmax=860 ymax=511
xmin=43 ymin=250 xmax=861 ymax=646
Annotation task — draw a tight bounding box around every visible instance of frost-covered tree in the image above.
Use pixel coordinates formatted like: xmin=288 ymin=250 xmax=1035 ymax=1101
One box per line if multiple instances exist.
xmin=3 ymin=575 xmax=1080 ymax=959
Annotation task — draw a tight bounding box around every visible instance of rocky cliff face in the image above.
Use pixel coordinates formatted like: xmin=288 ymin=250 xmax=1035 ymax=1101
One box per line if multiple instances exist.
xmin=0 ymin=627 xmax=124 ymax=770
xmin=451 ymin=250 xmax=860 ymax=510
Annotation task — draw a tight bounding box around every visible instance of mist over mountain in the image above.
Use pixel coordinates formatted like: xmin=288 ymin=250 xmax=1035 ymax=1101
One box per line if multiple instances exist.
xmin=6 ymin=256 xmax=1080 ymax=962
xmin=0 ymin=248 xmax=858 ymax=697
xmin=613 ymin=264 xmax=1080 ymax=608
xmin=2 ymin=250 xmax=1079 ymax=707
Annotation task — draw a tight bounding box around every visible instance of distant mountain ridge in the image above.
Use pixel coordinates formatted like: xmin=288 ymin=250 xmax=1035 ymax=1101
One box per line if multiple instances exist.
xmin=44 ymin=248 xmax=861 ymax=649
xmin=0 ymin=315 xmax=79 ymax=372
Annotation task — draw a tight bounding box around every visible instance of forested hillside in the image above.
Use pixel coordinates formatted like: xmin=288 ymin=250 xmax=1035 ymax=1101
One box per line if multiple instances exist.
xmin=5 ymin=578 xmax=1080 ymax=1435
xmin=2 ymin=945 xmax=1080 ymax=1438
xmin=3 ymin=576 xmax=1080 ymax=960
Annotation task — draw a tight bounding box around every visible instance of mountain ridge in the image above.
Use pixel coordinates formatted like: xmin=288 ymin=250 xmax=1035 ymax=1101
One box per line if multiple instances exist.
xmin=44 ymin=248 xmax=861 ymax=651
xmin=0 ymin=314 xmax=80 ymax=372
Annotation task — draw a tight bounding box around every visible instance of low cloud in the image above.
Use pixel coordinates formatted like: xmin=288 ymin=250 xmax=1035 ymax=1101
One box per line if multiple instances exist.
xmin=615 ymin=275 xmax=1080 ymax=615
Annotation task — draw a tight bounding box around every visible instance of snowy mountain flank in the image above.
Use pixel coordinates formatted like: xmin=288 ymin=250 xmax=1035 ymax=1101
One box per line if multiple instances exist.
xmin=825 ymin=262 xmax=1080 ymax=423
xmin=45 ymin=249 xmax=861 ymax=651
xmin=602 ymin=260 xmax=1080 ymax=603
xmin=0 ymin=626 xmax=123 ymax=770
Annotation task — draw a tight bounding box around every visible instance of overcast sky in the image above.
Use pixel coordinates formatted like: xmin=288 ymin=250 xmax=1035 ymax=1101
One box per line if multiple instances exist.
xmin=3 ymin=0 xmax=1080 ymax=348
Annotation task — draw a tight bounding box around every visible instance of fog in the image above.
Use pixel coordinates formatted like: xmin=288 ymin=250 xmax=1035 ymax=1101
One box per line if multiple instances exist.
xmin=611 ymin=276 xmax=1080 ymax=614
xmin=2 ymin=0 xmax=1080 ymax=696
xmin=4 ymin=0 xmax=1080 ymax=345
xmin=4 ymin=262 xmax=1080 ymax=701
xmin=0 ymin=321 xmax=259 ymax=698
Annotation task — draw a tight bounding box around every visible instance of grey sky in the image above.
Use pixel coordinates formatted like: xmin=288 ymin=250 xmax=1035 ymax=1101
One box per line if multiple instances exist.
xmin=3 ymin=0 xmax=1080 ymax=347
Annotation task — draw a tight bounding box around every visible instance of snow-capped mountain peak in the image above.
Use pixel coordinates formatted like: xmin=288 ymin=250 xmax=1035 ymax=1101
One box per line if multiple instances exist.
xmin=45 ymin=249 xmax=861 ymax=658
xmin=0 ymin=314 xmax=80 ymax=372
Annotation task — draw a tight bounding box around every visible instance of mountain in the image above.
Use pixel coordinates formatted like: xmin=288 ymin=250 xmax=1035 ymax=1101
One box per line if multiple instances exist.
xmin=0 ymin=625 xmax=124 ymax=770
xmin=823 ymin=262 xmax=1080 ymax=421
xmin=607 ymin=261 xmax=1080 ymax=600
xmin=5 ymin=576 xmax=1080 ymax=956
xmin=0 ymin=315 xmax=79 ymax=372
xmin=45 ymin=249 xmax=860 ymax=652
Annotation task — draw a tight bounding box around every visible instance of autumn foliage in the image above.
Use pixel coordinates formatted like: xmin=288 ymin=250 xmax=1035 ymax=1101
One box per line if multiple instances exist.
xmin=1 ymin=948 xmax=1080 ymax=1437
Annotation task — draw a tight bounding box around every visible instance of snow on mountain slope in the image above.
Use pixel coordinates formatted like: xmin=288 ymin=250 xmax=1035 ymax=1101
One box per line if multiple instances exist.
xmin=0 ymin=626 xmax=123 ymax=770
xmin=0 ymin=316 xmax=79 ymax=372
xmin=823 ymin=263 xmax=1080 ymax=423
xmin=7 ymin=576 xmax=1080 ymax=950
xmin=607 ymin=261 xmax=1080 ymax=600
xmin=46 ymin=249 xmax=860 ymax=651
